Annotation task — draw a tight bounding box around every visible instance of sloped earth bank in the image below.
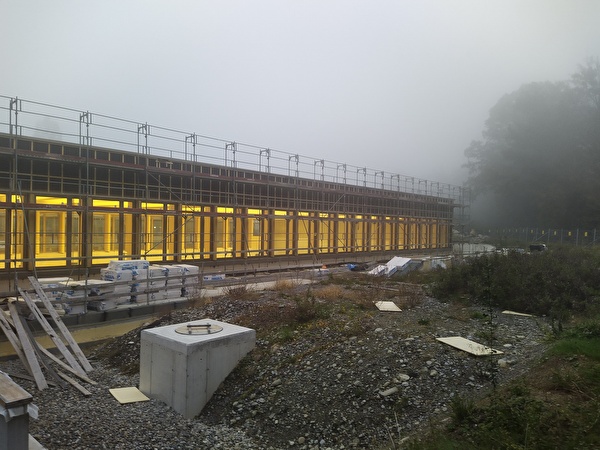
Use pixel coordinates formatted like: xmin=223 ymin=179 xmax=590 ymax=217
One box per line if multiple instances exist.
xmin=6 ymin=278 xmax=550 ymax=449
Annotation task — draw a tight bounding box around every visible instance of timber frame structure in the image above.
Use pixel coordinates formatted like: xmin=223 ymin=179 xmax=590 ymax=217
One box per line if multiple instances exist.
xmin=0 ymin=96 xmax=468 ymax=278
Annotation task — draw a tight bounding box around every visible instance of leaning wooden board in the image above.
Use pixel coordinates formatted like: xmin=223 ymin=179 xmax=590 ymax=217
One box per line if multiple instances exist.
xmin=28 ymin=276 xmax=93 ymax=372
xmin=0 ymin=307 xmax=30 ymax=374
xmin=19 ymin=287 xmax=86 ymax=377
xmin=7 ymin=299 xmax=48 ymax=390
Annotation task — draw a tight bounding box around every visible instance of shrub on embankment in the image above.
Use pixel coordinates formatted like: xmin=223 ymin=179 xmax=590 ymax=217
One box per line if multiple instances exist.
xmin=398 ymin=246 xmax=600 ymax=450
xmin=429 ymin=246 xmax=600 ymax=325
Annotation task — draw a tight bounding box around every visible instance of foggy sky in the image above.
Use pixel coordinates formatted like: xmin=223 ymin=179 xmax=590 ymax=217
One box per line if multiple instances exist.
xmin=2 ymin=0 xmax=600 ymax=186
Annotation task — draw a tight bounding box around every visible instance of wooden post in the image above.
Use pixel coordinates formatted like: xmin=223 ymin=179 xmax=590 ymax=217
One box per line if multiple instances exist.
xmin=0 ymin=372 xmax=35 ymax=450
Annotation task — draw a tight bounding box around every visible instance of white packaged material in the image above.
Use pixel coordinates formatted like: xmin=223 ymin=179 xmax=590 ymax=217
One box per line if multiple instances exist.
xmin=60 ymin=279 xmax=115 ymax=296
xmin=203 ymin=273 xmax=225 ymax=281
xmin=108 ymin=259 xmax=150 ymax=270
xmin=171 ymin=264 xmax=200 ymax=275
xmin=37 ymin=277 xmax=72 ymax=288
xmin=63 ymin=302 xmax=86 ymax=315
xmin=101 ymin=268 xmax=134 ymax=282
xmin=166 ymin=279 xmax=183 ymax=288
xmin=148 ymin=265 xmax=169 ymax=278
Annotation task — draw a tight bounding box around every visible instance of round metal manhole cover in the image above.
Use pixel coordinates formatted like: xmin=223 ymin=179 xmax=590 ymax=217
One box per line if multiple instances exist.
xmin=175 ymin=323 xmax=223 ymax=335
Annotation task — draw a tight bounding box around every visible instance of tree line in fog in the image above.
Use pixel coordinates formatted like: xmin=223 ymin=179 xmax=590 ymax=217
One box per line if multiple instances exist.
xmin=465 ymin=58 xmax=600 ymax=228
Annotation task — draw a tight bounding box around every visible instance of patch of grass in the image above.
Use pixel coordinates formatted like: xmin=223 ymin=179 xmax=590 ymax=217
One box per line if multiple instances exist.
xmin=315 ymin=284 xmax=345 ymax=300
xmin=291 ymin=288 xmax=332 ymax=323
xmin=223 ymin=284 xmax=258 ymax=300
xmin=273 ymin=278 xmax=300 ymax=293
xmin=449 ymin=396 xmax=476 ymax=426
xmin=550 ymin=337 xmax=600 ymax=360
xmin=398 ymin=312 xmax=600 ymax=450
xmin=470 ymin=311 xmax=487 ymax=320
xmin=275 ymin=325 xmax=296 ymax=343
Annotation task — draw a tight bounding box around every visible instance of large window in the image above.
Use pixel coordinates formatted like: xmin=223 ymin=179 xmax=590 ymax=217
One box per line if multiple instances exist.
xmin=92 ymin=215 xmax=106 ymax=251
xmin=40 ymin=213 xmax=60 ymax=252
xmin=36 ymin=196 xmax=68 ymax=267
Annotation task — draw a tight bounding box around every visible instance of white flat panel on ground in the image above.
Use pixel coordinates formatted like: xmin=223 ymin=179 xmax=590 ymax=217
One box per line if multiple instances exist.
xmin=109 ymin=387 xmax=150 ymax=404
xmin=502 ymin=310 xmax=533 ymax=317
xmin=436 ymin=336 xmax=503 ymax=356
xmin=375 ymin=301 xmax=402 ymax=312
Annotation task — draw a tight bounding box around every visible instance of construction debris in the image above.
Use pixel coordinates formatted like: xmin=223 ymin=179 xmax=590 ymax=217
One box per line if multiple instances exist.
xmin=502 ymin=310 xmax=534 ymax=317
xmin=0 ymin=277 xmax=95 ymax=393
xmin=368 ymin=256 xmax=424 ymax=277
xmin=436 ymin=336 xmax=503 ymax=356
xmin=109 ymin=387 xmax=150 ymax=404
xmin=374 ymin=301 xmax=402 ymax=312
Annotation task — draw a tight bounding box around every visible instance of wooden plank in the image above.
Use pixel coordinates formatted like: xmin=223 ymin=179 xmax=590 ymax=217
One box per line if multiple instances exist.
xmin=0 ymin=372 xmax=32 ymax=408
xmin=33 ymin=341 xmax=98 ymax=386
xmin=6 ymin=300 xmax=48 ymax=390
xmin=57 ymin=371 xmax=92 ymax=397
xmin=19 ymin=287 xmax=86 ymax=376
xmin=0 ymin=307 xmax=32 ymax=375
xmin=28 ymin=276 xmax=93 ymax=372
xmin=18 ymin=314 xmax=68 ymax=389
xmin=4 ymin=371 xmax=58 ymax=388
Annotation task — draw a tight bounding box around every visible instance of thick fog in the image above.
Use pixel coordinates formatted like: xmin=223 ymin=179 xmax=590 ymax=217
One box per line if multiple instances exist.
xmin=2 ymin=0 xmax=599 ymax=186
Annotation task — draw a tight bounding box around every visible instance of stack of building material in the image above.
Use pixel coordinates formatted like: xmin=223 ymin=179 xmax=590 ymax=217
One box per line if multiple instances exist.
xmin=131 ymin=265 xmax=168 ymax=303
xmin=171 ymin=264 xmax=200 ymax=297
xmin=36 ymin=277 xmax=72 ymax=315
xmin=100 ymin=259 xmax=150 ymax=304
xmin=132 ymin=264 xmax=200 ymax=301
xmin=368 ymin=256 xmax=414 ymax=277
xmin=159 ymin=265 xmax=185 ymax=300
xmin=59 ymin=279 xmax=118 ymax=312
xmin=30 ymin=260 xmax=202 ymax=313
xmin=203 ymin=273 xmax=226 ymax=281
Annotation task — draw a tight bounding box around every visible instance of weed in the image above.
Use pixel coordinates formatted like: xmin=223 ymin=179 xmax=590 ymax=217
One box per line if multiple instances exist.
xmin=186 ymin=290 xmax=210 ymax=309
xmin=275 ymin=325 xmax=296 ymax=343
xmin=344 ymin=288 xmax=376 ymax=310
xmin=470 ymin=311 xmax=486 ymax=320
xmin=273 ymin=278 xmax=300 ymax=293
xmin=293 ymin=288 xmax=320 ymax=323
xmin=449 ymin=396 xmax=476 ymax=426
xmin=223 ymin=284 xmax=257 ymax=300
xmin=397 ymin=283 xmax=425 ymax=309
xmin=315 ymin=284 xmax=345 ymax=300
xmin=550 ymin=337 xmax=600 ymax=360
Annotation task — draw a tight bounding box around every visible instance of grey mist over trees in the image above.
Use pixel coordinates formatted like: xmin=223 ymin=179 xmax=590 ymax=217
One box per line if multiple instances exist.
xmin=465 ymin=59 xmax=600 ymax=229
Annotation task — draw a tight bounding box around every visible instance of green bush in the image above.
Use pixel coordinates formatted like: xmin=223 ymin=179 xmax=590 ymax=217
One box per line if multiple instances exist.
xmin=428 ymin=247 xmax=600 ymax=319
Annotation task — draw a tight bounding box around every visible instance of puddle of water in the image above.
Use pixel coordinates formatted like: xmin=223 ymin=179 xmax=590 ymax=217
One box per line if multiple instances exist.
xmin=0 ymin=316 xmax=156 ymax=358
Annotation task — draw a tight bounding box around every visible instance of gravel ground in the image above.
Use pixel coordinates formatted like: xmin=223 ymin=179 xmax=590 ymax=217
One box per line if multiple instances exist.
xmin=1 ymin=276 xmax=551 ymax=449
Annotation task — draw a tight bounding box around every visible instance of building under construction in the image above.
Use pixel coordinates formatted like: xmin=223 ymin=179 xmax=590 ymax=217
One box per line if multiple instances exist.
xmin=0 ymin=96 xmax=469 ymax=279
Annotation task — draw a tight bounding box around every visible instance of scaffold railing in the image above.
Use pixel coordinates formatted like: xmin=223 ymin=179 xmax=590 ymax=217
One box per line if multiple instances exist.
xmin=0 ymin=94 xmax=469 ymax=207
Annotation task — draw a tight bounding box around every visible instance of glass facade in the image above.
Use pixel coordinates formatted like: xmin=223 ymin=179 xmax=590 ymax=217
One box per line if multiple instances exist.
xmin=0 ymin=133 xmax=453 ymax=272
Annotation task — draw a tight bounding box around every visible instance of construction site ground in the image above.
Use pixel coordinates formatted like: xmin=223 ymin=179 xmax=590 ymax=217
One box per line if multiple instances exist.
xmin=1 ymin=267 xmax=550 ymax=449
